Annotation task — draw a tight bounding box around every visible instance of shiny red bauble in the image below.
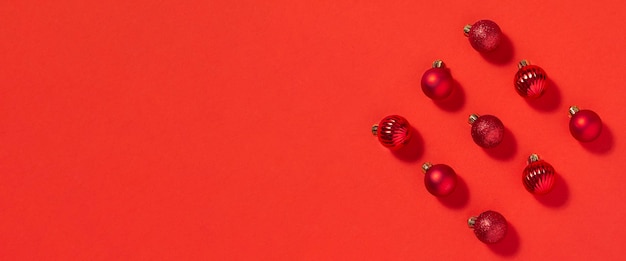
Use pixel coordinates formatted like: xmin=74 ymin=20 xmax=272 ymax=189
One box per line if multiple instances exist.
xmin=522 ymin=154 xmax=556 ymax=194
xmin=464 ymin=20 xmax=502 ymax=53
xmin=468 ymin=210 xmax=508 ymax=244
xmin=421 ymin=162 xmax=457 ymax=197
xmin=514 ymin=60 xmax=548 ymax=98
xmin=569 ymin=106 xmax=602 ymax=142
xmin=372 ymin=115 xmax=412 ymax=150
xmin=469 ymin=114 xmax=504 ymax=148
xmin=421 ymin=60 xmax=454 ymax=100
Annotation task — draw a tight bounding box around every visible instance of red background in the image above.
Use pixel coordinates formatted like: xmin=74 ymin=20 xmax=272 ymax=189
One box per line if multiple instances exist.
xmin=1 ymin=0 xmax=625 ymax=260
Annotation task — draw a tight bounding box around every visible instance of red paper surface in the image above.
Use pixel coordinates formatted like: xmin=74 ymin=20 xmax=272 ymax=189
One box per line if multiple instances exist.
xmin=1 ymin=0 xmax=625 ymax=260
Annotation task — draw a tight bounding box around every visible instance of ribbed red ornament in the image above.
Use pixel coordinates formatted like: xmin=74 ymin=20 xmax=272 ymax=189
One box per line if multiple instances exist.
xmin=463 ymin=20 xmax=502 ymax=53
xmin=522 ymin=154 xmax=556 ymax=194
xmin=469 ymin=114 xmax=504 ymax=148
xmin=468 ymin=210 xmax=508 ymax=244
xmin=372 ymin=115 xmax=412 ymax=150
xmin=422 ymin=162 xmax=457 ymax=197
xmin=569 ymin=106 xmax=602 ymax=142
xmin=421 ymin=60 xmax=454 ymax=100
xmin=514 ymin=60 xmax=548 ymax=98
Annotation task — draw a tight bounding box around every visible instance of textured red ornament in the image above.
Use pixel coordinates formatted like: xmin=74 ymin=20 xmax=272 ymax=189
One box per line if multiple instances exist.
xmin=522 ymin=154 xmax=556 ymax=194
xmin=569 ymin=106 xmax=602 ymax=142
xmin=421 ymin=162 xmax=457 ymax=197
xmin=464 ymin=20 xmax=502 ymax=53
xmin=421 ymin=60 xmax=454 ymax=100
xmin=372 ymin=115 xmax=412 ymax=150
xmin=468 ymin=210 xmax=508 ymax=244
xmin=514 ymin=60 xmax=548 ymax=98
xmin=469 ymin=114 xmax=504 ymax=148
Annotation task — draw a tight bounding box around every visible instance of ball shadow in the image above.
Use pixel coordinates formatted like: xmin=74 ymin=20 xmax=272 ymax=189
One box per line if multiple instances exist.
xmin=525 ymin=78 xmax=561 ymax=112
xmin=437 ymin=174 xmax=469 ymax=209
xmin=580 ymin=123 xmax=614 ymax=154
xmin=483 ymin=128 xmax=518 ymax=161
xmin=392 ymin=126 xmax=424 ymax=162
xmin=488 ymin=222 xmax=520 ymax=256
xmin=434 ymin=79 xmax=466 ymax=112
xmin=480 ymin=33 xmax=515 ymax=65
xmin=534 ymin=175 xmax=569 ymax=208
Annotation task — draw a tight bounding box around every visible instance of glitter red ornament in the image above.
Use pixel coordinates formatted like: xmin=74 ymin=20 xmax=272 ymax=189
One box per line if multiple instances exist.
xmin=468 ymin=210 xmax=508 ymax=244
xmin=514 ymin=60 xmax=548 ymax=98
xmin=421 ymin=60 xmax=454 ymax=100
xmin=469 ymin=114 xmax=504 ymax=148
xmin=464 ymin=20 xmax=502 ymax=53
xmin=372 ymin=115 xmax=412 ymax=150
xmin=569 ymin=106 xmax=603 ymax=142
xmin=421 ymin=162 xmax=457 ymax=197
xmin=522 ymin=154 xmax=556 ymax=195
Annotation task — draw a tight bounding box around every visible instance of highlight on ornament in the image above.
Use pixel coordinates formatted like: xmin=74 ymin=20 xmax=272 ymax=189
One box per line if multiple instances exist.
xmin=468 ymin=114 xmax=504 ymax=148
xmin=568 ymin=106 xmax=603 ymax=142
xmin=421 ymin=60 xmax=454 ymax=100
xmin=421 ymin=162 xmax=457 ymax=197
xmin=468 ymin=210 xmax=508 ymax=244
xmin=371 ymin=115 xmax=412 ymax=150
xmin=514 ymin=60 xmax=548 ymax=99
xmin=463 ymin=19 xmax=502 ymax=53
xmin=522 ymin=154 xmax=556 ymax=195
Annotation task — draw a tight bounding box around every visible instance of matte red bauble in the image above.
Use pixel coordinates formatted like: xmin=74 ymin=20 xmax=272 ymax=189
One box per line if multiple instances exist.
xmin=464 ymin=20 xmax=502 ymax=52
xmin=469 ymin=114 xmax=504 ymax=148
xmin=569 ymin=106 xmax=602 ymax=142
xmin=372 ymin=115 xmax=412 ymax=150
xmin=468 ymin=210 xmax=508 ymax=244
xmin=514 ymin=60 xmax=548 ymax=98
xmin=421 ymin=162 xmax=457 ymax=197
xmin=522 ymin=154 xmax=556 ymax=195
xmin=421 ymin=60 xmax=454 ymax=100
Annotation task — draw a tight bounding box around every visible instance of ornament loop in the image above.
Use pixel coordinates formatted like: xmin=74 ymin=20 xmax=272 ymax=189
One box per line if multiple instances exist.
xmin=569 ymin=106 xmax=580 ymax=117
xmin=518 ymin=59 xmax=530 ymax=69
xmin=432 ymin=60 xmax=444 ymax=68
xmin=463 ymin=24 xmax=472 ymax=36
xmin=371 ymin=124 xmax=379 ymax=136
xmin=421 ymin=162 xmax=433 ymax=173
xmin=528 ymin=153 xmax=540 ymax=163
xmin=468 ymin=216 xmax=477 ymax=228
xmin=468 ymin=114 xmax=480 ymax=124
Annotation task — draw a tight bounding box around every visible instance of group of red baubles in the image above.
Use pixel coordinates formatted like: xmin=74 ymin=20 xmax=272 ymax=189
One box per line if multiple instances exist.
xmin=371 ymin=20 xmax=603 ymax=244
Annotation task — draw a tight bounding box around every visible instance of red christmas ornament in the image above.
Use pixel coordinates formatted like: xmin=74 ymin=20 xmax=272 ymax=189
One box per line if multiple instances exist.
xmin=522 ymin=154 xmax=556 ymax=194
xmin=421 ymin=60 xmax=454 ymax=100
xmin=468 ymin=210 xmax=508 ymax=244
xmin=464 ymin=20 xmax=502 ymax=53
xmin=514 ymin=60 xmax=548 ymax=98
xmin=469 ymin=114 xmax=504 ymax=148
xmin=569 ymin=106 xmax=603 ymax=142
xmin=421 ymin=162 xmax=457 ymax=197
xmin=372 ymin=115 xmax=412 ymax=150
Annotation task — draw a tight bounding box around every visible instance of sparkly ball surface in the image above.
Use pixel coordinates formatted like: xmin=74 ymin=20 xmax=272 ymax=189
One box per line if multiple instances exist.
xmin=469 ymin=210 xmax=508 ymax=244
xmin=515 ymin=64 xmax=548 ymax=98
xmin=374 ymin=115 xmax=412 ymax=150
xmin=465 ymin=20 xmax=502 ymax=53
xmin=523 ymin=155 xmax=556 ymax=194
xmin=569 ymin=108 xmax=602 ymax=142
xmin=421 ymin=67 xmax=453 ymax=100
xmin=470 ymin=115 xmax=504 ymax=148
xmin=423 ymin=163 xmax=457 ymax=197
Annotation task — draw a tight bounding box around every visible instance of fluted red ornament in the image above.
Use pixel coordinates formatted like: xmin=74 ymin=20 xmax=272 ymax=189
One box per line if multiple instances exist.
xmin=421 ymin=60 xmax=454 ymax=100
xmin=514 ymin=60 xmax=548 ymax=98
xmin=468 ymin=210 xmax=508 ymax=244
xmin=522 ymin=154 xmax=556 ymax=194
xmin=421 ymin=162 xmax=457 ymax=197
xmin=463 ymin=20 xmax=502 ymax=53
xmin=469 ymin=114 xmax=504 ymax=148
xmin=569 ymin=106 xmax=602 ymax=142
xmin=372 ymin=115 xmax=412 ymax=150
